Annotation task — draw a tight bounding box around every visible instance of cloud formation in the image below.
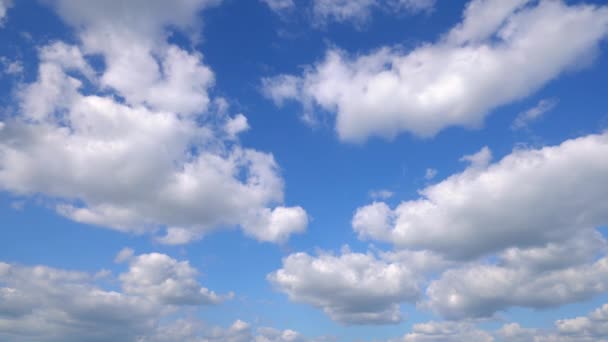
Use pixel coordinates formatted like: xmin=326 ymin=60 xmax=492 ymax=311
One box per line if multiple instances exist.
xmin=0 ymin=251 xmax=229 ymax=341
xmin=391 ymin=302 xmax=608 ymax=341
xmin=264 ymin=0 xmax=608 ymax=141
xmin=0 ymin=0 xmax=11 ymax=25
xmin=268 ymin=247 xmax=447 ymax=324
xmin=353 ymin=132 xmax=608 ymax=259
xmin=426 ymin=232 xmax=608 ymax=319
xmin=0 ymin=0 xmax=307 ymax=244
xmin=511 ymin=98 xmax=559 ymax=130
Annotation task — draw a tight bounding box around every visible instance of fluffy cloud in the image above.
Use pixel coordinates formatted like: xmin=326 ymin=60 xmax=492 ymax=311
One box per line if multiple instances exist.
xmin=390 ymin=303 xmax=608 ymax=341
xmin=347 ymin=132 xmax=608 ymax=320
xmin=425 ymin=230 xmax=608 ymax=319
xmin=143 ymin=318 xmax=313 ymax=342
xmin=0 ymin=0 xmax=307 ymax=244
xmin=268 ymin=247 xmax=447 ymax=324
xmin=393 ymin=321 xmax=493 ymax=342
xmin=511 ymin=98 xmax=559 ymax=130
xmin=119 ymin=252 xmax=230 ymax=305
xmin=353 ymin=132 xmax=608 ymax=259
xmin=555 ymin=303 xmax=608 ymax=340
xmin=0 ymin=251 xmax=312 ymax=342
xmin=263 ymin=0 xmax=608 ymax=141
xmin=0 ymin=252 xmax=228 ymax=341
xmin=506 ymin=303 xmax=608 ymax=341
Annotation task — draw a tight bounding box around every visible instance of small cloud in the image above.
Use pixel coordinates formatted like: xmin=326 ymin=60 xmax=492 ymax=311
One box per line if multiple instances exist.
xmin=369 ymin=189 xmax=394 ymax=200
xmin=512 ymin=98 xmax=559 ymax=130
xmin=424 ymin=168 xmax=437 ymax=180
xmin=224 ymin=114 xmax=250 ymax=139
xmin=460 ymin=146 xmax=492 ymax=169
xmin=10 ymin=200 xmax=25 ymax=211
xmin=94 ymin=269 xmax=112 ymax=279
xmin=260 ymin=0 xmax=295 ymax=14
xmin=0 ymin=57 xmax=23 ymax=75
xmin=114 ymin=247 xmax=134 ymax=263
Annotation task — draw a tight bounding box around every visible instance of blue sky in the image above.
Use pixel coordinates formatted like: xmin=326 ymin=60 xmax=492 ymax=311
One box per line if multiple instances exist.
xmin=1 ymin=0 xmax=608 ymax=341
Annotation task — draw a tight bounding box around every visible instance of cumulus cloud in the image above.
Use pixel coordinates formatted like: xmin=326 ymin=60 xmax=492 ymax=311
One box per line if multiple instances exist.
xmin=419 ymin=229 xmax=608 ymax=322
xmin=142 ymin=318 xmax=315 ymax=342
xmin=427 ymin=234 xmax=608 ymax=319
xmin=0 ymin=253 xmax=315 ymax=342
xmin=512 ymin=98 xmax=559 ymax=130
xmin=268 ymin=247 xmax=448 ymax=324
xmin=119 ymin=252 xmax=230 ymax=305
xmin=346 ymin=132 xmax=608 ymax=320
xmin=478 ymin=304 xmax=608 ymax=342
xmin=263 ymin=0 xmax=608 ymax=141
xmin=0 ymin=0 xmax=307 ymax=244
xmin=353 ymin=132 xmax=608 ymax=259
xmin=389 ymin=302 xmax=608 ymax=341
xmin=0 ymin=252 xmax=229 ymax=341
xmin=393 ymin=321 xmax=493 ymax=342
xmin=555 ymin=303 xmax=608 ymax=340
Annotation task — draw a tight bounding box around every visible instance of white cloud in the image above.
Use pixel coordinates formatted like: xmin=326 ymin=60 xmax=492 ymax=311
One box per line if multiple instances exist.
xmin=264 ymin=0 xmax=608 ymax=141
xmin=369 ymin=189 xmax=394 ymax=200
xmin=0 ymin=257 xmax=308 ymax=342
xmin=512 ymin=98 xmax=559 ymax=130
xmin=496 ymin=303 xmax=608 ymax=341
xmin=119 ymin=252 xmax=230 ymax=305
xmin=115 ymin=247 xmax=135 ymax=263
xmin=424 ymin=168 xmax=437 ymax=180
xmin=261 ymin=0 xmax=295 ymax=14
xmin=426 ymin=231 xmax=608 ymax=319
xmin=393 ymin=321 xmax=493 ymax=342
xmin=391 ymin=302 xmax=608 ymax=341
xmin=242 ymin=206 xmax=309 ymax=243
xmin=0 ymin=252 xmax=229 ymax=341
xmin=0 ymin=0 xmax=11 ymax=25
xmin=143 ymin=318 xmax=317 ymax=342
xmin=311 ymin=0 xmax=434 ymax=27
xmin=0 ymin=1 xmax=307 ymax=244
xmin=312 ymin=0 xmax=377 ymax=26
xmin=555 ymin=303 xmax=608 ymax=340
xmin=353 ymin=132 xmax=608 ymax=259
xmin=267 ymin=247 xmax=447 ymax=324
xmin=224 ymin=113 xmax=250 ymax=139
xmin=0 ymin=57 xmax=23 ymax=75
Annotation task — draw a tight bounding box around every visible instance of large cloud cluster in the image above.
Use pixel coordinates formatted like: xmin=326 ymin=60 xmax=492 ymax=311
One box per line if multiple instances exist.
xmin=0 ymin=0 xmax=307 ymax=244
xmin=0 ymin=251 xmax=229 ymax=341
xmin=264 ymin=0 xmax=608 ymax=141
xmin=271 ymin=132 xmax=608 ymax=324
